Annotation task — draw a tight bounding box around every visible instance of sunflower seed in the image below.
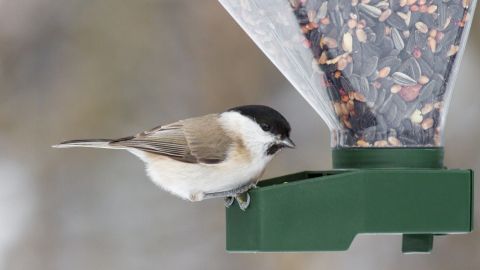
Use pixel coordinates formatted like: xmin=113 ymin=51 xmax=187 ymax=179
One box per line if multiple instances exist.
xmin=391 ymin=28 xmax=405 ymax=50
xmin=345 ymin=62 xmax=354 ymax=77
xmin=318 ymin=2 xmax=328 ymax=19
xmin=388 ymin=49 xmax=401 ymax=57
xmin=374 ymin=88 xmax=387 ymax=110
xmin=392 ymin=72 xmax=417 ymax=86
xmin=414 ymin=30 xmax=428 ymax=50
xmin=367 ymin=85 xmax=378 ymax=102
xmin=443 ymin=29 xmax=458 ymax=44
xmin=381 ymin=38 xmax=394 ymax=55
xmin=373 ymin=22 xmax=386 ymax=43
xmin=363 ymin=43 xmax=379 ymax=58
xmin=340 ymin=76 xmax=355 ymax=92
xmin=350 ymin=75 xmax=361 ymax=90
xmin=421 ymin=13 xmax=436 ymax=27
xmin=377 ymin=115 xmax=388 ymax=133
xmin=359 ymin=3 xmax=382 ymax=18
xmin=363 ymin=127 xmax=378 ymax=142
xmin=385 ymin=104 xmax=398 ymax=123
xmin=399 ymin=135 xmax=419 ymax=146
xmin=418 ymin=80 xmax=437 ymax=101
xmin=361 ymin=56 xmax=379 ymax=76
xmin=329 ymin=10 xmax=344 ymax=27
xmin=352 ymin=55 xmax=363 ymax=74
xmin=307 ymin=10 xmax=317 ymax=22
xmin=405 ymin=34 xmax=416 ymax=53
xmin=417 ymin=57 xmax=434 ymax=77
xmin=409 ymin=57 xmax=421 ymax=81
xmin=438 ymin=3 xmax=449 ymax=29
xmin=375 ymin=1 xmax=390 ymax=10
xmin=368 ymin=71 xmax=379 ymax=81
xmin=359 ymin=76 xmax=371 ymax=95
xmin=393 ymin=94 xmax=407 ymax=112
xmin=365 ymin=28 xmax=377 ymax=43
xmin=448 ymin=4 xmax=465 ymax=20
xmin=386 ymin=12 xmax=408 ymax=30
xmin=379 ymin=94 xmax=394 ymax=114
xmin=327 ymin=0 xmax=339 ymax=11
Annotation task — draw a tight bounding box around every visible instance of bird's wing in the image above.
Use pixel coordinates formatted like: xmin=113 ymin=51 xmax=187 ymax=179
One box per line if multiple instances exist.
xmin=110 ymin=114 xmax=234 ymax=164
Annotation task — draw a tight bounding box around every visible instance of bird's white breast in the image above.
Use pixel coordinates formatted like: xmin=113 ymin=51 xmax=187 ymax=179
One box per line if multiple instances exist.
xmin=133 ymin=111 xmax=275 ymax=201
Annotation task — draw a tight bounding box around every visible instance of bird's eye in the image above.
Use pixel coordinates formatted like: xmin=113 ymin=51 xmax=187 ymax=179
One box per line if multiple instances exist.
xmin=260 ymin=123 xmax=270 ymax=131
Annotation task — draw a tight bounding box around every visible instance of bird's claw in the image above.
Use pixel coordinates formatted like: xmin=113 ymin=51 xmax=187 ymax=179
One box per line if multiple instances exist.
xmin=235 ymin=192 xmax=250 ymax=211
xmin=224 ymin=196 xmax=235 ymax=208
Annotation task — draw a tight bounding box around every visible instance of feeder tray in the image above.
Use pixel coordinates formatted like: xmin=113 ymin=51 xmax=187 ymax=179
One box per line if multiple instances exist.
xmin=226 ymin=148 xmax=473 ymax=253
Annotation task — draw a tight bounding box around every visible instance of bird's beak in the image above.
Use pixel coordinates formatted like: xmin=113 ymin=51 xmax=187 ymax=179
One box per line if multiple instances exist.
xmin=279 ymin=137 xmax=296 ymax=149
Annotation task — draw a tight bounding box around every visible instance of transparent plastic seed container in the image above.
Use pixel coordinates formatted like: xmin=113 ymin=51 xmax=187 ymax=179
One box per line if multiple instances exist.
xmin=219 ymin=0 xmax=477 ymax=148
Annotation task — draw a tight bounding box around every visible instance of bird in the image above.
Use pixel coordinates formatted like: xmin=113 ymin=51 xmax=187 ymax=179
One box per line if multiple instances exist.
xmin=53 ymin=105 xmax=294 ymax=210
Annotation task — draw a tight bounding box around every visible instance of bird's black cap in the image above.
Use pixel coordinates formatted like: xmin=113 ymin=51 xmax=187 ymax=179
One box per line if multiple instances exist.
xmin=228 ymin=105 xmax=292 ymax=139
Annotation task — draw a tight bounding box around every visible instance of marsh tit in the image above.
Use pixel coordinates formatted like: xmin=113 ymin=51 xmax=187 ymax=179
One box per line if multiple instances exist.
xmin=53 ymin=105 xmax=294 ymax=210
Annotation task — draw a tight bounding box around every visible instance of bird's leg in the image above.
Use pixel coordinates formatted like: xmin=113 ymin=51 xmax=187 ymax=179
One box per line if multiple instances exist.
xmin=203 ymin=182 xmax=254 ymax=198
xmin=203 ymin=182 xmax=255 ymax=210
xmin=202 ymin=189 xmax=239 ymax=199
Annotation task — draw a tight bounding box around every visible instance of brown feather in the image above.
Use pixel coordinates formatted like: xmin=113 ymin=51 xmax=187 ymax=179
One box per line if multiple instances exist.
xmin=110 ymin=114 xmax=233 ymax=164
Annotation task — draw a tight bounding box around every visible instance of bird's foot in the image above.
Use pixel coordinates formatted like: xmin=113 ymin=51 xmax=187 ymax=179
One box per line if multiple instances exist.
xmin=203 ymin=182 xmax=254 ymax=210
xmin=235 ymin=192 xmax=250 ymax=211
xmin=224 ymin=196 xmax=235 ymax=208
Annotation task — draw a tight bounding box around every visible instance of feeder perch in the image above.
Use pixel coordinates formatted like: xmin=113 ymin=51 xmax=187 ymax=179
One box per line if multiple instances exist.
xmin=219 ymin=0 xmax=477 ymax=253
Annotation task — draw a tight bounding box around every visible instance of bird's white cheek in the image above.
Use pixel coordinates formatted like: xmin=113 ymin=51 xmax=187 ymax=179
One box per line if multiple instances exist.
xmin=219 ymin=111 xmax=275 ymax=151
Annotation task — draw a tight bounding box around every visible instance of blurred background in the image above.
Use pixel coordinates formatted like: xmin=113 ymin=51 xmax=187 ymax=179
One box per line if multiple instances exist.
xmin=0 ymin=1 xmax=479 ymax=269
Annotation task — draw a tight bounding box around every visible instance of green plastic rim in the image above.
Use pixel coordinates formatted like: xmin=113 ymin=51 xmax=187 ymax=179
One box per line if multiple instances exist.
xmin=332 ymin=147 xmax=444 ymax=169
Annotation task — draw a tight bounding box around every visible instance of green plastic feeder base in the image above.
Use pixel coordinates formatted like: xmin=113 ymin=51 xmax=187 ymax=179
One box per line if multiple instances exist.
xmin=226 ymin=148 xmax=474 ymax=253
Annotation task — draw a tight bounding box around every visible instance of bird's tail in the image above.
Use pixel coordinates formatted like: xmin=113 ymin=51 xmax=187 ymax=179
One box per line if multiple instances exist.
xmin=52 ymin=139 xmax=123 ymax=149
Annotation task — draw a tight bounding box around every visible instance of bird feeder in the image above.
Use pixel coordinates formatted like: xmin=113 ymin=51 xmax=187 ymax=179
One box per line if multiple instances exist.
xmin=219 ymin=0 xmax=476 ymax=253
